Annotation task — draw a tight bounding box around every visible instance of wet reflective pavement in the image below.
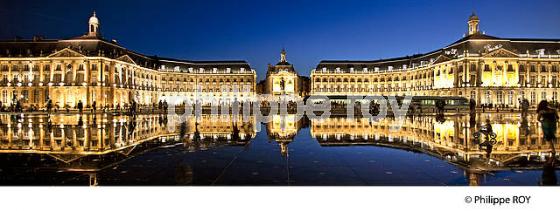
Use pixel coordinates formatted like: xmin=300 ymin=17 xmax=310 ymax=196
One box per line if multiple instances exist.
xmin=0 ymin=113 xmax=558 ymax=186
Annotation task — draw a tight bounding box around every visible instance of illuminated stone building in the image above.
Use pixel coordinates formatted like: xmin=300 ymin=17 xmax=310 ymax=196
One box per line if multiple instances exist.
xmin=0 ymin=12 xmax=256 ymax=110
xmin=260 ymin=49 xmax=309 ymax=100
xmin=311 ymin=13 xmax=560 ymax=108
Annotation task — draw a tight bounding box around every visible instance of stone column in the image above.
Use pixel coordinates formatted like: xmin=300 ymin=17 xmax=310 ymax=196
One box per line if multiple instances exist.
xmin=85 ymin=60 xmax=90 ymax=107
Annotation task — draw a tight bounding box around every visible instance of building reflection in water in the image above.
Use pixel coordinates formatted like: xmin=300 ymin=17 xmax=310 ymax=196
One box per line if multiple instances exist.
xmin=178 ymin=115 xmax=257 ymax=152
xmin=0 ymin=114 xmax=257 ymax=185
xmin=266 ymin=114 xmax=308 ymax=157
xmin=0 ymin=113 xmax=557 ymax=185
xmin=310 ymin=114 xmax=559 ymax=185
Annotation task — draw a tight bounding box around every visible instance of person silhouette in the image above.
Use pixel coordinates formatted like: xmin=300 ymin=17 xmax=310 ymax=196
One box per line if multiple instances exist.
xmin=537 ymin=100 xmax=559 ymax=156
xmin=485 ymin=118 xmax=493 ymax=134
xmin=232 ymin=122 xmax=240 ymax=141
xmin=520 ymin=114 xmax=530 ymax=135
xmin=92 ymin=100 xmax=96 ymax=113
xmin=469 ymin=98 xmax=476 ymax=114
xmin=469 ymin=113 xmax=476 ymax=128
xmin=77 ymin=100 xmax=83 ymax=114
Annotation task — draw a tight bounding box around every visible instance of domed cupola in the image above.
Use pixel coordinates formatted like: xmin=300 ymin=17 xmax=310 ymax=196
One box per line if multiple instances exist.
xmin=467 ymin=12 xmax=480 ymax=35
xmin=88 ymin=11 xmax=100 ymax=37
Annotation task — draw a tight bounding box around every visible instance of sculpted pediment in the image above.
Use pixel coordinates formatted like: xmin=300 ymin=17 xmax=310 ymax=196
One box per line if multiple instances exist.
xmin=48 ymin=48 xmax=85 ymax=58
xmin=432 ymin=54 xmax=451 ymax=64
xmin=116 ymin=54 xmax=137 ymax=65
xmin=483 ymin=48 xmax=518 ymax=58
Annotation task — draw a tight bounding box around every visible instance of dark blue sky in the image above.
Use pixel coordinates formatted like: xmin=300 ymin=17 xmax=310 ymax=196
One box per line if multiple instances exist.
xmin=1 ymin=0 xmax=559 ymax=80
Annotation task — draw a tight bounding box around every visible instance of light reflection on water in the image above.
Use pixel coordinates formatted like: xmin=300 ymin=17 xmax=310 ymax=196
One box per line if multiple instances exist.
xmin=0 ymin=113 xmax=557 ymax=186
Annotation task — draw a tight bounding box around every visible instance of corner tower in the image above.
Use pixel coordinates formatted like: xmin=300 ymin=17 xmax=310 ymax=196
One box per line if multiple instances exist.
xmin=88 ymin=11 xmax=100 ymax=37
xmin=467 ymin=12 xmax=480 ymax=35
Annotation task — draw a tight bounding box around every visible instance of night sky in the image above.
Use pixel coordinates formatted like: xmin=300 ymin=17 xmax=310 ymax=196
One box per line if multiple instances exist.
xmin=1 ymin=0 xmax=559 ymax=81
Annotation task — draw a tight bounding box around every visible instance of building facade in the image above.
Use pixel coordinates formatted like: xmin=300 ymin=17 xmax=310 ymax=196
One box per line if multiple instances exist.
xmin=259 ymin=49 xmax=309 ymax=100
xmin=311 ymin=13 xmax=560 ymax=108
xmin=0 ymin=12 xmax=256 ymax=110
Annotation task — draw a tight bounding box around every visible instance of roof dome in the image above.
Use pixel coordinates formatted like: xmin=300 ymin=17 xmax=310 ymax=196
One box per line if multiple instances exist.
xmin=89 ymin=11 xmax=99 ymax=25
xmin=468 ymin=12 xmax=479 ymax=21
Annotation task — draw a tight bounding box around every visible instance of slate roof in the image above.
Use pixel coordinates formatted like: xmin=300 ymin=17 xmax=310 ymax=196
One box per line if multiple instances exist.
xmin=317 ymin=33 xmax=560 ymax=72
xmin=0 ymin=36 xmax=252 ymax=71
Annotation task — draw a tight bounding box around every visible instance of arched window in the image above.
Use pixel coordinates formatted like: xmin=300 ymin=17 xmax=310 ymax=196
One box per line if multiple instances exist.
xmin=65 ymin=64 xmax=73 ymax=84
